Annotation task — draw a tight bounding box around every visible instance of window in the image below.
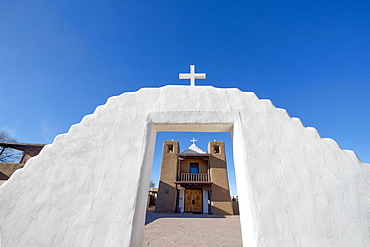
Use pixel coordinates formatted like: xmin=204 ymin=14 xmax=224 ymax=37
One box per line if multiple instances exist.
xmin=167 ymin=144 xmax=173 ymax=153
xmin=190 ymin=163 xmax=199 ymax=174
xmin=214 ymin=145 xmax=220 ymax=153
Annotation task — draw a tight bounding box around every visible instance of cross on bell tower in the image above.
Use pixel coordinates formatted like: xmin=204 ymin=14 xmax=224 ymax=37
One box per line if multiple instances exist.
xmin=179 ymin=65 xmax=206 ymax=86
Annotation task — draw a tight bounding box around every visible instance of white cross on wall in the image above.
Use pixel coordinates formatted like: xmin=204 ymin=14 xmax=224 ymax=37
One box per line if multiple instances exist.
xmin=190 ymin=138 xmax=198 ymax=145
xmin=179 ymin=65 xmax=206 ymax=86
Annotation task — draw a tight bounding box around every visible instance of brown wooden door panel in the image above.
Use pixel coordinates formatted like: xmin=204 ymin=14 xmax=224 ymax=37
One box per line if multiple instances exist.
xmin=185 ymin=189 xmax=202 ymax=213
xmin=185 ymin=190 xmax=193 ymax=212
xmin=193 ymin=190 xmax=202 ymax=212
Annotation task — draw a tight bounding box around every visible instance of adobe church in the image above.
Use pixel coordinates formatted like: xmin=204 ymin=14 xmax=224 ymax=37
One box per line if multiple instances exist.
xmin=156 ymin=139 xmax=233 ymax=215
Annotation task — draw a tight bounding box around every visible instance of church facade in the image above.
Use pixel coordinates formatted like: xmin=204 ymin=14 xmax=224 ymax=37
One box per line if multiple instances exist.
xmin=155 ymin=140 xmax=234 ymax=215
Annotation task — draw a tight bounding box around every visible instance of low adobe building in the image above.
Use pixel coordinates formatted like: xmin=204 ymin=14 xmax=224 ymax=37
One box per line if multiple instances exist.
xmin=155 ymin=140 xmax=233 ymax=215
xmin=0 ymin=142 xmax=45 ymax=185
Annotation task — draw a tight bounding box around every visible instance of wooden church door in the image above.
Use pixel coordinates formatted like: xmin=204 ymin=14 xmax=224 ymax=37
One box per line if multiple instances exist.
xmin=185 ymin=189 xmax=202 ymax=212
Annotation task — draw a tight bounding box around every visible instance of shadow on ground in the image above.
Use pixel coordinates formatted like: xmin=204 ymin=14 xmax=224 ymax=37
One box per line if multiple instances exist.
xmin=145 ymin=211 xmax=226 ymax=225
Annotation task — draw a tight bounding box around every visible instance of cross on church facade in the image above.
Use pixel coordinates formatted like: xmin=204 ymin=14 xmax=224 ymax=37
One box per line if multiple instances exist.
xmin=190 ymin=138 xmax=198 ymax=145
xmin=179 ymin=65 xmax=206 ymax=86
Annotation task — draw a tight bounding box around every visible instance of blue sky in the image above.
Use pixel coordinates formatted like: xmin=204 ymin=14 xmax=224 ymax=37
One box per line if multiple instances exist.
xmin=1 ymin=1 xmax=369 ymax=196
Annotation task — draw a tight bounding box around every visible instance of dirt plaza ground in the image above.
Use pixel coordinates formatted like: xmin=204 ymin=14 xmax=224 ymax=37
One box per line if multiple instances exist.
xmin=143 ymin=211 xmax=243 ymax=246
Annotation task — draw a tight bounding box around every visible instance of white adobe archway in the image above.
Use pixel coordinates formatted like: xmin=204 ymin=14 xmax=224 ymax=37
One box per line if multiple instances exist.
xmin=0 ymin=86 xmax=369 ymax=246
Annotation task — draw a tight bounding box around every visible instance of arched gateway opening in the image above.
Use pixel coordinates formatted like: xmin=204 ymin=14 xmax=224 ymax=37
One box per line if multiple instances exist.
xmin=143 ymin=131 xmax=242 ymax=246
xmin=0 ymin=86 xmax=367 ymax=247
xmin=137 ymin=114 xmax=251 ymax=246
xmin=148 ymin=131 xmax=238 ymax=213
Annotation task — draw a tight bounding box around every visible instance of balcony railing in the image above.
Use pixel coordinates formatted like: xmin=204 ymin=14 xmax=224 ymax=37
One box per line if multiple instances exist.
xmin=179 ymin=173 xmax=209 ymax=182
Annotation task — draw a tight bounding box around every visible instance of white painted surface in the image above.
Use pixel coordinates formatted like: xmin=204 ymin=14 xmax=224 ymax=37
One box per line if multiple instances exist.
xmin=0 ymin=86 xmax=369 ymax=247
xmin=203 ymin=189 xmax=209 ymax=214
xmin=179 ymin=189 xmax=185 ymax=213
xmin=182 ymin=143 xmax=206 ymax=154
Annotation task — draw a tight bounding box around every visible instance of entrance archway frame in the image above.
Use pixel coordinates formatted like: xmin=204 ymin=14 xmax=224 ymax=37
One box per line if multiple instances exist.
xmin=2 ymin=86 xmax=367 ymax=247
xmin=135 ymin=111 xmax=254 ymax=246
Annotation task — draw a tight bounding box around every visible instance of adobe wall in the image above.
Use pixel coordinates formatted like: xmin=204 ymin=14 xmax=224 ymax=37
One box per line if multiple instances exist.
xmin=155 ymin=141 xmax=179 ymax=213
xmin=208 ymin=141 xmax=234 ymax=215
xmin=0 ymin=86 xmax=369 ymax=247
xmin=179 ymin=159 xmax=208 ymax=173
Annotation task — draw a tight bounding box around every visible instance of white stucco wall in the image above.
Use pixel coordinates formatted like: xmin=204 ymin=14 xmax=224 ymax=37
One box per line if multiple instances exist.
xmin=202 ymin=189 xmax=208 ymax=214
xmin=0 ymin=86 xmax=369 ymax=246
